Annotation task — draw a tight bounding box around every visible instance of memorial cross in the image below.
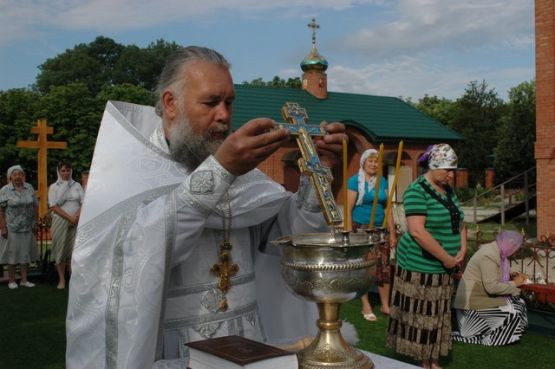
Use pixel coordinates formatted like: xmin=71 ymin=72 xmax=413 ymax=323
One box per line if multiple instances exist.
xmin=279 ymin=102 xmax=343 ymax=228
xmin=16 ymin=118 xmax=67 ymax=218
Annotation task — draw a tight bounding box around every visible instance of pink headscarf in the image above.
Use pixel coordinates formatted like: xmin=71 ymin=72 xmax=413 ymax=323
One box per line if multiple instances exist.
xmin=496 ymin=230 xmax=524 ymax=282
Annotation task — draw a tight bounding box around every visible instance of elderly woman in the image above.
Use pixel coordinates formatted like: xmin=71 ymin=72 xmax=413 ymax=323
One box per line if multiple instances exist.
xmin=347 ymin=148 xmax=396 ymax=321
xmin=0 ymin=165 xmax=38 ymax=289
xmin=452 ymin=230 xmax=528 ymax=346
xmin=387 ymin=143 xmax=467 ymax=369
xmin=48 ymin=159 xmax=84 ymax=289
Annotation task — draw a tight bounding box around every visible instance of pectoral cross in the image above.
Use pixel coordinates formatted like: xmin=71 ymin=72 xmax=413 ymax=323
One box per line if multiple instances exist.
xmin=210 ymin=241 xmax=239 ymax=311
xmin=16 ymin=118 xmax=67 ymax=218
xmin=280 ymin=102 xmax=343 ymax=228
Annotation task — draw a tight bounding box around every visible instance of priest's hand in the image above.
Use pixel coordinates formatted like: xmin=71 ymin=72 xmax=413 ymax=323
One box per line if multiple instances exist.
xmin=214 ymin=118 xmax=289 ymax=176
xmin=314 ymin=122 xmax=347 ymax=169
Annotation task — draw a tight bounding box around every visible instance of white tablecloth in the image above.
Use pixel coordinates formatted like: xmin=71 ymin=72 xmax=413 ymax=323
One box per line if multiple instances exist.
xmin=363 ymin=350 xmax=421 ymax=369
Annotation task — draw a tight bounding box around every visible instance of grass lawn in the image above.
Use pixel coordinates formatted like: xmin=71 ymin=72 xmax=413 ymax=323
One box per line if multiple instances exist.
xmin=1 ymin=279 xmax=554 ymax=369
xmin=341 ymin=296 xmax=555 ymax=369
xmin=0 ymin=278 xmax=67 ymax=369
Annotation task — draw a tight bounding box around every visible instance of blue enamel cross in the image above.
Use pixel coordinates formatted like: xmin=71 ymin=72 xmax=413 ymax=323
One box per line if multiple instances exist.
xmin=279 ymin=102 xmax=343 ymax=227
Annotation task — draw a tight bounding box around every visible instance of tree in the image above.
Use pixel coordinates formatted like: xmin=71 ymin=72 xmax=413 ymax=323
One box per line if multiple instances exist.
xmin=96 ymin=84 xmax=155 ymax=107
xmin=494 ymin=81 xmax=536 ymax=183
xmin=241 ymin=76 xmax=302 ymax=88
xmin=449 ymin=80 xmax=506 ymax=185
xmin=34 ymin=83 xmax=101 ymax=181
xmin=414 ymin=95 xmax=456 ymax=126
xmin=36 ymin=37 xmax=180 ymax=95
xmin=0 ymin=88 xmax=41 ymax=185
xmin=36 ymin=36 xmax=124 ymax=95
xmin=112 ymin=39 xmax=181 ymax=91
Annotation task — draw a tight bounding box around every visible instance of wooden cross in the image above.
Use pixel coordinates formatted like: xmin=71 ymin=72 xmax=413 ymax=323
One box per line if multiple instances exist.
xmin=16 ymin=118 xmax=67 ymax=218
xmin=210 ymin=241 xmax=239 ymax=312
xmin=280 ymin=102 xmax=343 ymax=228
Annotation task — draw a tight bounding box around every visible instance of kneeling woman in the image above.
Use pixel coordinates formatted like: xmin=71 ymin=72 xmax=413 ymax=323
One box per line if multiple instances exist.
xmin=453 ymin=230 xmax=528 ymax=346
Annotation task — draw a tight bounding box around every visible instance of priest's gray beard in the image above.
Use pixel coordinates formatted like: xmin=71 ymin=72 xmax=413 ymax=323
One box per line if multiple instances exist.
xmin=168 ymin=113 xmax=228 ymax=171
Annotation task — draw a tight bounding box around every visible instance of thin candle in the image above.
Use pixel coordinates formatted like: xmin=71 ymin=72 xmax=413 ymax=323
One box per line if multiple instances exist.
xmin=383 ymin=140 xmax=404 ymax=228
xmin=369 ymin=143 xmax=384 ymax=228
xmin=342 ymin=138 xmax=350 ymax=231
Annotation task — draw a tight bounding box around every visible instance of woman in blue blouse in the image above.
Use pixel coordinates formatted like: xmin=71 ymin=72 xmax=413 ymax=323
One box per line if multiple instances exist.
xmin=347 ymin=149 xmax=396 ymax=321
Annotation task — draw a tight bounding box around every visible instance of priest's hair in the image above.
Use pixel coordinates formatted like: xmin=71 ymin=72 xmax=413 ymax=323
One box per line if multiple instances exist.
xmin=155 ymin=46 xmax=231 ymax=117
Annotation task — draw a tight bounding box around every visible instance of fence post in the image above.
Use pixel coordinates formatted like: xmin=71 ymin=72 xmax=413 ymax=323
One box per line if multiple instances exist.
xmin=500 ymin=184 xmax=505 ymax=226
xmin=473 ymin=195 xmax=477 ymax=227
xmin=524 ymin=170 xmax=529 ymax=226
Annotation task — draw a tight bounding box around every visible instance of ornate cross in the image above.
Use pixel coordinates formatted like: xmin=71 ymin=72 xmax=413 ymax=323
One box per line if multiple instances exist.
xmin=280 ymin=102 xmax=343 ymax=228
xmin=210 ymin=241 xmax=239 ymax=311
xmin=16 ymin=118 xmax=67 ymax=218
xmin=307 ymin=18 xmax=320 ymax=45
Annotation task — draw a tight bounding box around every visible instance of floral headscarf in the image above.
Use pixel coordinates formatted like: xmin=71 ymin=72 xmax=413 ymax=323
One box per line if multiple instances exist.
xmin=427 ymin=143 xmax=458 ymax=169
xmin=356 ymin=149 xmax=378 ymax=206
xmin=496 ymin=230 xmax=524 ymax=282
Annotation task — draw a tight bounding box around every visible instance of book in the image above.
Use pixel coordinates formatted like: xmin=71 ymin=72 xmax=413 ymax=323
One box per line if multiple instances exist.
xmin=186 ymin=335 xmax=298 ymax=369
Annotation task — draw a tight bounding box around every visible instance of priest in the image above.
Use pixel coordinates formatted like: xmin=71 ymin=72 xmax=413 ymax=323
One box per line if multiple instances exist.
xmin=66 ymin=46 xmax=348 ymax=369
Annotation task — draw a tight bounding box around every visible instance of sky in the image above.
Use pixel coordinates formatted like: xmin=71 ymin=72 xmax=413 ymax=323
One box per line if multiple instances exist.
xmin=0 ymin=0 xmax=535 ymax=101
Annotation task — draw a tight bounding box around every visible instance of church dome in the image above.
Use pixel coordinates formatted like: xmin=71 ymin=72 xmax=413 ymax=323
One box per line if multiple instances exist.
xmin=300 ymin=44 xmax=328 ymax=72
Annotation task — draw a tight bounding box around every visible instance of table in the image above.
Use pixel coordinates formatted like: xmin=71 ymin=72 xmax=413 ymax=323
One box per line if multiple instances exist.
xmin=521 ymin=283 xmax=555 ymax=304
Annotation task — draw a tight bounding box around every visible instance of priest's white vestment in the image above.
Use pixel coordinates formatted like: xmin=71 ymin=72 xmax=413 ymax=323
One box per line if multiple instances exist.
xmin=66 ymin=101 xmax=331 ymax=369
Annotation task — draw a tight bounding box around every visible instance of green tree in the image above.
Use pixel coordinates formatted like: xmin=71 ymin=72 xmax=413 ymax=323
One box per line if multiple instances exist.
xmin=0 ymin=88 xmax=41 ymax=185
xmin=112 ymin=39 xmax=181 ymax=90
xmin=494 ymin=80 xmax=536 ymax=183
xmin=449 ymin=80 xmax=506 ymax=185
xmin=36 ymin=37 xmax=180 ymax=95
xmin=35 ymin=83 xmax=100 ymax=181
xmin=414 ymin=95 xmax=456 ymax=126
xmin=36 ymin=36 xmax=124 ymax=95
xmin=96 ymin=84 xmax=156 ymax=107
xmin=241 ymin=76 xmax=302 ymax=88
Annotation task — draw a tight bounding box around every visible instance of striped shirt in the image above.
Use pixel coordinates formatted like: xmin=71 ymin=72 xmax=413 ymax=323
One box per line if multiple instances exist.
xmin=397 ymin=175 xmax=464 ymax=273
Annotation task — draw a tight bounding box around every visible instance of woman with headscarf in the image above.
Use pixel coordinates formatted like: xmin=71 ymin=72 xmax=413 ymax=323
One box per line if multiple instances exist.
xmin=452 ymin=230 xmax=528 ymax=346
xmin=48 ymin=159 xmax=84 ymax=289
xmin=347 ymin=148 xmax=397 ymax=322
xmin=386 ymin=143 xmax=466 ymax=369
xmin=0 ymin=165 xmax=39 ymax=289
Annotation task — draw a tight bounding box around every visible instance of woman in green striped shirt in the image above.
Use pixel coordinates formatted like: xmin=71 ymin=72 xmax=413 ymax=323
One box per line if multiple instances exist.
xmin=386 ymin=143 xmax=467 ymax=369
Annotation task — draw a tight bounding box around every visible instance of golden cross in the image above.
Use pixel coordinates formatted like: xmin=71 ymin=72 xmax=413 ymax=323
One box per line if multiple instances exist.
xmin=280 ymin=102 xmax=343 ymax=228
xmin=16 ymin=118 xmax=67 ymax=218
xmin=307 ymin=18 xmax=320 ymax=45
xmin=210 ymin=241 xmax=239 ymax=311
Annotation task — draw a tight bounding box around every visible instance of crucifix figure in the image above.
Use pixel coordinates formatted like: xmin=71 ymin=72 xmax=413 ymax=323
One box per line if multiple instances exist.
xmin=280 ymin=102 xmax=343 ymax=228
xmin=16 ymin=118 xmax=67 ymax=218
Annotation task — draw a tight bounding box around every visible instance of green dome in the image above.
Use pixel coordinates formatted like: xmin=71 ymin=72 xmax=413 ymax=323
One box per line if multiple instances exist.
xmin=300 ymin=45 xmax=328 ymax=72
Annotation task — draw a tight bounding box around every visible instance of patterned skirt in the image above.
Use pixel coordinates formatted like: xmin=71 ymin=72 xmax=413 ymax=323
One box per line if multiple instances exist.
xmin=50 ymin=214 xmax=77 ymax=263
xmin=0 ymin=230 xmax=38 ymax=264
xmin=386 ymin=266 xmax=454 ymax=361
xmin=452 ymin=296 xmax=528 ymax=346
xmin=353 ymin=222 xmax=392 ymax=285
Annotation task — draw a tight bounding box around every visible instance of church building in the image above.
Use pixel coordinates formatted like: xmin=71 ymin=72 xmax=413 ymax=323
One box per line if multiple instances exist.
xmin=231 ymin=19 xmax=462 ymax=204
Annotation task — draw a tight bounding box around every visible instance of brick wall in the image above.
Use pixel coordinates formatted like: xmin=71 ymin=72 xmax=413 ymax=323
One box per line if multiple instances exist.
xmin=535 ymin=0 xmax=555 ymax=237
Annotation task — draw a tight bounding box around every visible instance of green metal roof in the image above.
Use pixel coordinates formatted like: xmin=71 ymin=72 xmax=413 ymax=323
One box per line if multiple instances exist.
xmin=232 ymin=85 xmax=461 ymax=142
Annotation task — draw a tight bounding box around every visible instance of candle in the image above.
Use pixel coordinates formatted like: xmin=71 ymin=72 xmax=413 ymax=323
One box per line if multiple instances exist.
xmin=383 ymin=140 xmax=404 ymax=228
xmin=369 ymin=143 xmax=384 ymax=228
xmin=342 ymin=138 xmax=350 ymax=231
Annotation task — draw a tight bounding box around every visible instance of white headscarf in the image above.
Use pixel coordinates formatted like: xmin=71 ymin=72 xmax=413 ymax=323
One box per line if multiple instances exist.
xmin=48 ymin=163 xmax=76 ymax=207
xmin=7 ymin=165 xmax=24 ymax=180
xmin=356 ymin=149 xmax=378 ymax=206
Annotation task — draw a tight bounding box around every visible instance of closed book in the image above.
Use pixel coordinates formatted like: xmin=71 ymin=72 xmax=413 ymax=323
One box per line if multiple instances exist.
xmin=186 ymin=335 xmax=298 ymax=369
